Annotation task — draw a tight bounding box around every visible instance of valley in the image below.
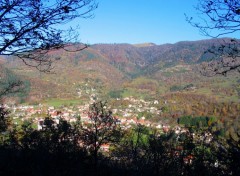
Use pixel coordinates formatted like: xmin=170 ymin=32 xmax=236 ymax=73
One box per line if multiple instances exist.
xmin=1 ymin=38 xmax=239 ymax=175
xmin=0 ymin=38 xmax=239 ymax=127
xmin=1 ymin=1 xmax=239 ymax=175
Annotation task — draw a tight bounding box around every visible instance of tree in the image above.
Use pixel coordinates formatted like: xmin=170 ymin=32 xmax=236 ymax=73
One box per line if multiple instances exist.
xmin=0 ymin=0 xmax=97 ymax=72
xmin=80 ymin=101 xmax=121 ymax=168
xmin=0 ymin=65 xmax=30 ymax=101
xmin=186 ymin=0 xmax=240 ymax=76
xmin=111 ymin=124 xmax=152 ymax=175
xmin=0 ymin=116 xmax=92 ymax=175
xmin=0 ymin=105 xmax=10 ymax=134
xmin=200 ymin=38 xmax=240 ymax=76
xmin=186 ymin=0 xmax=240 ymax=37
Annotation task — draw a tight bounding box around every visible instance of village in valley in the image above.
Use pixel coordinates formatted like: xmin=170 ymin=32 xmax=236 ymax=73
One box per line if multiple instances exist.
xmin=2 ymin=94 xmax=214 ymax=154
xmin=5 ymin=97 xmax=166 ymax=130
xmin=0 ymin=0 xmax=239 ymax=175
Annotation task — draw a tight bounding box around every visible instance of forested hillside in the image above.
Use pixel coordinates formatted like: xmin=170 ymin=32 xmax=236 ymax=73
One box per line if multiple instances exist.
xmin=1 ymin=38 xmax=239 ymax=176
xmin=1 ymin=38 xmax=239 ymax=121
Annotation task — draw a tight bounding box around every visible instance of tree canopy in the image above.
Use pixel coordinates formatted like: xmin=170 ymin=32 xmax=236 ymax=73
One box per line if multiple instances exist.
xmin=0 ymin=0 xmax=97 ymax=72
xmin=186 ymin=0 xmax=240 ymax=37
xmin=187 ymin=0 xmax=240 ymax=76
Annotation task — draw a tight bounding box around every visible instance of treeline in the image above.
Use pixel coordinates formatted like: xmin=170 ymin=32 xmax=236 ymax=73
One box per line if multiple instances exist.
xmin=0 ymin=102 xmax=239 ymax=176
xmin=161 ymin=93 xmax=239 ymax=119
xmin=0 ymin=66 xmax=30 ymax=103
xmin=177 ymin=115 xmax=240 ymax=144
xmin=178 ymin=116 xmax=217 ymax=127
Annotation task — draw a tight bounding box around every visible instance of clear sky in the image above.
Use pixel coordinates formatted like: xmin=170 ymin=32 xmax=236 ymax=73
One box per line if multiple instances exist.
xmin=71 ymin=0 xmax=238 ymax=45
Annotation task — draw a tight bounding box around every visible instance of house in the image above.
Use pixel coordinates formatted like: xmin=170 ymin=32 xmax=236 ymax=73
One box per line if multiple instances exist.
xmin=163 ymin=125 xmax=170 ymax=133
xmin=100 ymin=143 xmax=110 ymax=152
xmin=183 ymin=155 xmax=194 ymax=165
xmin=37 ymin=119 xmax=44 ymax=130
xmin=156 ymin=124 xmax=163 ymax=129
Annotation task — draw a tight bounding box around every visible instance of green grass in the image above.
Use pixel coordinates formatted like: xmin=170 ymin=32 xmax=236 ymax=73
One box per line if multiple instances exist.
xmin=157 ymin=86 xmax=168 ymax=95
xmin=211 ymin=80 xmax=233 ymax=88
xmin=162 ymin=72 xmax=173 ymax=77
xmin=217 ymin=95 xmax=239 ymax=103
xmin=42 ymin=99 xmax=82 ymax=107
xmin=177 ymin=68 xmax=188 ymax=73
xmin=196 ymin=88 xmax=212 ymax=95
xmin=122 ymin=88 xmax=151 ymax=99
xmin=12 ymin=118 xmax=23 ymax=126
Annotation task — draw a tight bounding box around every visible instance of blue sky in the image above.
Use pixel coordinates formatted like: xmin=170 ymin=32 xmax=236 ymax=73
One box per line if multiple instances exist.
xmin=71 ymin=0 xmax=238 ymax=45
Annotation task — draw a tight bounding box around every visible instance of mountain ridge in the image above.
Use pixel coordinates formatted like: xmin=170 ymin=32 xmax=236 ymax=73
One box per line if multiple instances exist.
xmin=1 ymin=38 xmax=239 ymax=103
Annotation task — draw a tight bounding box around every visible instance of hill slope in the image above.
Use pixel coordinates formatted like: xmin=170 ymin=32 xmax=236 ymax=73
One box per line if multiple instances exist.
xmin=1 ymin=38 xmax=239 ymax=103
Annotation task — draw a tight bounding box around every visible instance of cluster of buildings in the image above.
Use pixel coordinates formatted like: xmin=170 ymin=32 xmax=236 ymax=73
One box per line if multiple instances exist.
xmin=6 ymin=96 xmax=167 ymax=130
xmin=2 ymin=96 xmax=213 ymax=154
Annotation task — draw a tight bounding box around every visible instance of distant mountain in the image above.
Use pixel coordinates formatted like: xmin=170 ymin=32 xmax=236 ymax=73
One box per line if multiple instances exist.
xmin=133 ymin=43 xmax=157 ymax=47
xmin=1 ymin=38 xmax=238 ymax=102
xmin=91 ymin=38 xmax=238 ymax=76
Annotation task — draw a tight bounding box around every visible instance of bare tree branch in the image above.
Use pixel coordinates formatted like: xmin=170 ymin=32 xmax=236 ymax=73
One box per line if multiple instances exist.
xmin=0 ymin=66 xmax=26 ymax=99
xmin=186 ymin=0 xmax=240 ymax=38
xmin=199 ymin=38 xmax=240 ymax=76
xmin=186 ymin=0 xmax=240 ymax=76
xmin=0 ymin=0 xmax=97 ymax=72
